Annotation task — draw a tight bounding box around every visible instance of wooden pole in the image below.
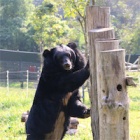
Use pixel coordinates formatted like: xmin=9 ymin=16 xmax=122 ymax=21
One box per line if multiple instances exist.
xmin=86 ymin=6 xmax=115 ymax=139
xmin=86 ymin=6 xmax=129 ymax=140
xmin=98 ymin=49 xmax=129 ymax=140
xmin=89 ymin=38 xmax=119 ymax=139
xmin=95 ymin=39 xmax=119 ymax=74
xmin=86 ymin=6 xmax=111 ymax=31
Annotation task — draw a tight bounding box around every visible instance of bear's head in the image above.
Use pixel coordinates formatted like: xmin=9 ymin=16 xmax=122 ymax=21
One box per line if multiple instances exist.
xmin=43 ymin=44 xmax=76 ymax=71
xmin=67 ymin=42 xmax=86 ymax=70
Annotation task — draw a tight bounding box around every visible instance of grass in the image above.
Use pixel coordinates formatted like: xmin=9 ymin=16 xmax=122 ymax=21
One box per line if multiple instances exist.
xmin=0 ymin=72 xmax=139 ymax=140
xmin=0 ymin=88 xmax=34 ymax=140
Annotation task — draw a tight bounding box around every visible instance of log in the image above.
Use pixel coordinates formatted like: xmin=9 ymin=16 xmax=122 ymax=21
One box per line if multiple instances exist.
xmin=88 ymin=29 xmax=115 ymax=140
xmin=66 ymin=117 xmax=79 ymax=135
xmin=86 ymin=6 xmax=115 ymax=139
xmin=98 ymin=49 xmax=129 ymax=140
xmin=86 ymin=6 xmax=111 ymax=31
xmin=21 ymin=111 xmax=29 ymax=122
xmin=95 ymin=40 xmax=120 ymax=139
xmin=86 ymin=5 xmax=129 ymax=140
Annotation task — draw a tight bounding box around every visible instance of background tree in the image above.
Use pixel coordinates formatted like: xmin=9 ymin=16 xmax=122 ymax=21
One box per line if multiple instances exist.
xmin=110 ymin=0 xmax=140 ymax=54
xmin=28 ymin=0 xmax=75 ymax=51
xmin=131 ymin=18 xmax=140 ymax=54
xmin=58 ymin=0 xmax=89 ymax=56
xmin=59 ymin=0 xmax=140 ymax=54
xmin=0 ymin=0 xmax=139 ymax=54
xmin=0 ymin=0 xmax=38 ymax=51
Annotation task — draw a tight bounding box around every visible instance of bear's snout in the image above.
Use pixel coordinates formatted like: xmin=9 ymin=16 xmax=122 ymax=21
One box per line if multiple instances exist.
xmin=63 ymin=63 xmax=72 ymax=70
xmin=62 ymin=56 xmax=72 ymax=70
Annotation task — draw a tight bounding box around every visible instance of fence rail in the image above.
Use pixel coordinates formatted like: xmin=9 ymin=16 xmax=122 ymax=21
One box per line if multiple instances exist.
xmin=0 ymin=70 xmax=139 ymax=100
xmin=125 ymin=57 xmax=140 ymax=71
xmin=0 ymin=70 xmax=89 ymax=102
xmin=0 ymin=70 xmax=40 ymax=95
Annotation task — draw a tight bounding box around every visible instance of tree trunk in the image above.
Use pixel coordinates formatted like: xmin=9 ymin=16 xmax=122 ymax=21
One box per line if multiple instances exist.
xmin=88 ymin=29 xmax=115 ymax=140
xmin=86 ymin=6 xmax=112 ymax=60
xmin=86 ymin=6 xmax=111 ymax=31
xmin=86 ymin=6 xmax=129 ymax=140
xmin=99 ymin=49 xmax=129 ymax=140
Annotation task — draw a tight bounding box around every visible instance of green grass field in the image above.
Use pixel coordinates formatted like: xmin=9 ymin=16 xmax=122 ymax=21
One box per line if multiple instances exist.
xmin=0 ymin=72 xmax=139 ymax=140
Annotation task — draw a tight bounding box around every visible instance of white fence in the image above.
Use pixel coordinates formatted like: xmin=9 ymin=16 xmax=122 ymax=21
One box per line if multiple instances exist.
xmin=0 ymin=70 xmax=40 ymax=94
xmin=125 ymin=57 xmax=140 ymax=71
xmin=0 ymin=70 xmax=89 ymax=102
xmin=0 ymin=69 xmax=139 ymax=100
xmin=125 ymin=57 xmax=140 ymax=87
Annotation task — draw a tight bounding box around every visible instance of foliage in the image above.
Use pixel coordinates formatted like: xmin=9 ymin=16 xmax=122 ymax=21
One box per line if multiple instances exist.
xmin=131 ymin=19 xmax=140 ymax=54
xmin=61 ymin=0 xmax=88 ymax=50
xmin=0 ymin=0 xmax=38 ymax=51
xmin=110 ymin=0 xmax=140 ymax=54
xmin=0 ymin=0 xmax=139 ymax=53
xmin=28 ymin=0 xmax=73 ymax=50
xmin=61 ymin=0 xmax=140 ymax=54
xmin=60 ymin=0 xmax=140 ymax=54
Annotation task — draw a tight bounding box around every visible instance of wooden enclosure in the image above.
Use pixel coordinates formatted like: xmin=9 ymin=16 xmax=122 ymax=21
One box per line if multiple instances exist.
xmin=86 ymin=6 xmax=129 ymax=140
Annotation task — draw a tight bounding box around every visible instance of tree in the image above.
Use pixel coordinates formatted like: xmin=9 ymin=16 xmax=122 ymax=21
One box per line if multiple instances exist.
xmin=0 ymin=0 xmax=38 ymax=51
xmin=59 ymin=0 xmax=140 ymax=54
xmin=28 ymin=0 xmax=73 ymax=51
xmin=110 ymin=0 xmax=140 ymax=54
xmin=131 ymin=18 xmax=140 ymax=54
xmin=58 ymin=0 xmax=90 ymax=56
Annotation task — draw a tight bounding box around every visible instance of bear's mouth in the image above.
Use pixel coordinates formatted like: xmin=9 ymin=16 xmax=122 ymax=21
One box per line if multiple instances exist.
xmin=63 ymin=64 xmax=72 ymax=70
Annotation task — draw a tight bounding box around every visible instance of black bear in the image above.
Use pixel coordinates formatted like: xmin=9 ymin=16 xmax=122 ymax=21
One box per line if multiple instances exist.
xmin=26 ymin=43 xmax=90 ymax=140
xmin=66 ymin=42 xmax=90 ymax=118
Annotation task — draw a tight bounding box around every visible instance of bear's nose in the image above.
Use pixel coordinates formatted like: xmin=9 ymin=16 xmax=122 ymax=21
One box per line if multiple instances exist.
xmin=63 ymin=63 xmax=71 ymax=70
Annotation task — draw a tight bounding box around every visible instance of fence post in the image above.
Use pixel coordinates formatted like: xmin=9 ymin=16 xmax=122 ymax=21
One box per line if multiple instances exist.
xmin=138 ymin=56 xmax=140 ymax=71
xmin=86 ymin=5 xmax=129 ymax=140
xmin=86 ymin=6 xmax=115 ymax=139
xmin=6 ymin=70 xmax=9 ymax=94
xmin=26 ymin=70 xmax=29 ymax=96
xmin=99 ymin=49 xmax=129 ymax=140
xmin=37 ymin=70 xmax=40 ymax=81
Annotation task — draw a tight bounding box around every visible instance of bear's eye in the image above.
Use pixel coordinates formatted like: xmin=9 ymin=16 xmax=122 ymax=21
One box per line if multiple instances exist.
xmin=67 ymin=53 xmax=71 ymax=58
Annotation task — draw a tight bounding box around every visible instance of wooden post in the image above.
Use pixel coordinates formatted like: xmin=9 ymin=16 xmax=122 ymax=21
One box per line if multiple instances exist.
xmin=6 ymin=70 xmax=9 ymax=94
xmin=86 ymin=6 xmax=115 ymax=139
xmin=86 ymin=6 xmax=111 ymax=30
xmin=88 ymin=28 xmax=115 ymax=140
xmin=86 ymin=6 xmax=129 ymax=140
xmin=98 ymin=49 xmax=129 ymax=140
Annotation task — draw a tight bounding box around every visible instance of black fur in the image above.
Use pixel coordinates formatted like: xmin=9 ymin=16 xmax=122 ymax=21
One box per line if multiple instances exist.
xmin=26 ymin=43 xmax=90 ymax=140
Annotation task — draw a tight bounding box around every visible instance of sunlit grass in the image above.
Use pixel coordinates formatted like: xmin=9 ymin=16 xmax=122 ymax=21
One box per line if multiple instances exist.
xmin=128 ymin=86 xmax=140 ymax=140
xmin=0 ymin=88 xmax=34 ymax=140
xmin=0 ymin=71 xmax=139 ymax=140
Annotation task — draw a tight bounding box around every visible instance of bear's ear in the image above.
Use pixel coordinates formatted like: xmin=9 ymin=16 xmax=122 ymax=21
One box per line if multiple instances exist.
xmin=67 ymin=42 xmax=77 ymax=49
xmin=43 ymin=49 xmax=50 ymax=58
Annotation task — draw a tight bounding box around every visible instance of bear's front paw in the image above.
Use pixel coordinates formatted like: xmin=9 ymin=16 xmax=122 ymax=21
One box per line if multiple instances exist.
xmin=83 ymin=109 xmax=90 ymax=118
